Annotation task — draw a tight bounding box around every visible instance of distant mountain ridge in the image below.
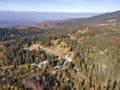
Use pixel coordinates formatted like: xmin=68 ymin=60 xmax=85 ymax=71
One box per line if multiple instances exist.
xmin=17 ymin=10 xmax=120 ymax=29
xmin=0 ymin=11 xmax=99 ymax=27
xmin=1 ymin=11 xmax=120 ymax=28
xmin=53 ymin=10 xmax=120 ymax=26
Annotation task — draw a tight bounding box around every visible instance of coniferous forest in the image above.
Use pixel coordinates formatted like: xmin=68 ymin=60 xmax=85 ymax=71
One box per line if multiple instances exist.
xmin=0 ymin=11 xmax=120 ymax=90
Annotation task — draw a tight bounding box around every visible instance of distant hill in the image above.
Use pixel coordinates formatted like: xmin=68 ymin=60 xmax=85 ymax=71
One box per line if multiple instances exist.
xmin=0 ymin=11 xmax=99 ymax=28
xmin=17 ymin=10 xmax=120 ymax=29
xmin=81 ymin=10 xmax=120 ymax=25
xmin=55 ymin=10 xmax=120 ymax=26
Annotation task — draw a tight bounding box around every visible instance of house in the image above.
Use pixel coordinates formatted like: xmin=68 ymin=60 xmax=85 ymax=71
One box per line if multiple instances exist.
xmin=31 ymin=63 xmax=36 ymax=66
xmin=54 ymin=65 xmax=61 ymax=70
xmin=63 ymin=56 xmax=67 ymax=60
xmin=64 ymin=57 xmax=73 ymax=64
xmin=38 ymin=60 xmax=48 ymax=69
xmin=43 ymin=60 xmax=48 ymax=64
xmin=104 ymin=49 xmax=108 ymax=52
xmin=66 ymin=58 xmax=72 ymax=62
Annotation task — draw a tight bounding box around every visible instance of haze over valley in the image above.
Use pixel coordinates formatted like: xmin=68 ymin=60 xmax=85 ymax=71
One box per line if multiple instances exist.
xmin=0 ymin=11 xmax=100 ymax=27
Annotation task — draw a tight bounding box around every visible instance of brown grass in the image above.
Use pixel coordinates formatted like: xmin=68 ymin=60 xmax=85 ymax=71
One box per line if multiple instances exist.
xmin=25 ymin=44 xmax=43 ymax=51
xmin=45 ymin=46 xmax=66 ymax=56
xmin=25 ymin=44 xmax=67 ymax=56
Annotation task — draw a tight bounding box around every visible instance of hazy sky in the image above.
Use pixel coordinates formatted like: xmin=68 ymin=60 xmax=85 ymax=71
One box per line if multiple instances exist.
xmin=0 ymin=0 xmax=120 ymax=12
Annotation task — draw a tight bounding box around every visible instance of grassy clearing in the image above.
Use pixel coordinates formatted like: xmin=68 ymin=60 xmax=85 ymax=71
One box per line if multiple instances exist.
xmin=25 ymin=43 xmax=67 ymax=56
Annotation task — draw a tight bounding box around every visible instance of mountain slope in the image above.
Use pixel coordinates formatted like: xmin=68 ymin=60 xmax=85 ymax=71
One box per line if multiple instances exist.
xmin=17 ymin=10 xmax=120 ymax=29
xmin=55 ymin=10 xmax=120 ymax=26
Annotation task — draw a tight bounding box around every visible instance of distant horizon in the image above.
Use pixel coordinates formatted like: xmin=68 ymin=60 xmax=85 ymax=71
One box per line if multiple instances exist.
xmin=0 ymin=10 xmax=118 ymax=13
xmin=0 ymin=9 xmax=120 ymax=14
xmin=0 ymin=10 xmax=105 ymax=13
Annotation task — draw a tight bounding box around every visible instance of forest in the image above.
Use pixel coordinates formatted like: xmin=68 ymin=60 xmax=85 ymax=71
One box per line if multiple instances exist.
xmin=0 ymin=22 xmax=120 ymax=90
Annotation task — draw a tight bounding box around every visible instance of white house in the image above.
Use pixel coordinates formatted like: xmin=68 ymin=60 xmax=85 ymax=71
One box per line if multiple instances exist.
xmin=54 ymin=65 xmax=61 ymax=70
xmin=43 ymin=60 xmax=48 ymax=64
xmin=38 ymin=60 xmax=48 ymax=69
xmin=66 ymin=58 xmax=73 ymax=62
xmin=31 ymin=63 xmax=36 ymax=66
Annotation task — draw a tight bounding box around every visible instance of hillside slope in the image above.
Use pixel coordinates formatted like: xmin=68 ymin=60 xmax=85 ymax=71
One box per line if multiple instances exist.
xmin=17 ymin=10 xmax=120 ymax=29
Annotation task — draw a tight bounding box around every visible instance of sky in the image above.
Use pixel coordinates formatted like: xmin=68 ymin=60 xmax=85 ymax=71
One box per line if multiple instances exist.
xmin=0 ymin=0 xmax=120 ymax=12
